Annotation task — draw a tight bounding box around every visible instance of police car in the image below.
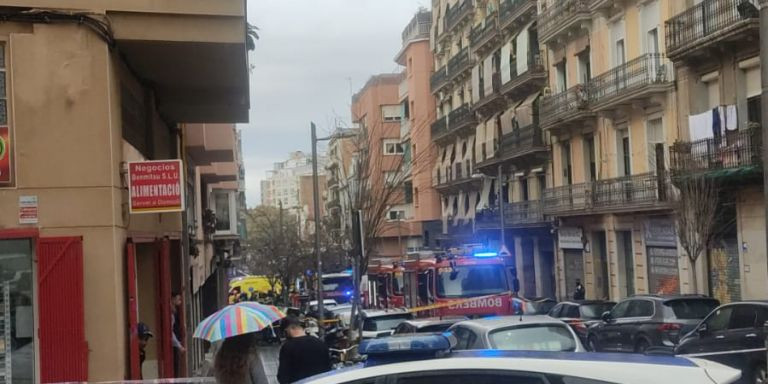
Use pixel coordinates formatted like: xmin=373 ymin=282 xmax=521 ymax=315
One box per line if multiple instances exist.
xmin=298 ymin=334 xmax=741 ymax=384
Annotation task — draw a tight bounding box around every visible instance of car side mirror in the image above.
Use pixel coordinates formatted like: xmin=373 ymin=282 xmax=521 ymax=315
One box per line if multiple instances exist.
xmin=601 ymin=311 xmax=613 ymax=323
xmin=697 ymin=322 xmax=708 ymax=335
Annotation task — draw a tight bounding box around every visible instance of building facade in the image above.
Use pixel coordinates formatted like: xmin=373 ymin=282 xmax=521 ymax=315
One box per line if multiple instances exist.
xmin=396 ymin=10 xmax=444 ymax=250
xmin=430 ymin=0 xmax=556 ymax=297
xmin=0 ymin=1 xmax=249 ymax=382
xmin=325 ymin=128 xmax=359 ymax=241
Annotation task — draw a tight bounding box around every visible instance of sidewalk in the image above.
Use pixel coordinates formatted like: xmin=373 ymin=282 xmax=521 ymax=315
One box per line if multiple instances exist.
xmin=256 ymin=345 xmax=281 ymax=384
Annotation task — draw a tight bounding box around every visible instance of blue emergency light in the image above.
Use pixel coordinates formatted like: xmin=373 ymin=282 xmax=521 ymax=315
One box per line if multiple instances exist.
xmin=359 ymin=334 xmax=453 ymax=356
xmin=473 ymin=251 xmax=498 ymax=258
xmin=344 ymin=290 xmax=353 ymax=297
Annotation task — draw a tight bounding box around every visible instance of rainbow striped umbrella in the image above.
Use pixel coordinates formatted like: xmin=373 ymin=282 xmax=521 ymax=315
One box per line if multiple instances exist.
xmin=193 ymin=302 xmax=287 ymax=342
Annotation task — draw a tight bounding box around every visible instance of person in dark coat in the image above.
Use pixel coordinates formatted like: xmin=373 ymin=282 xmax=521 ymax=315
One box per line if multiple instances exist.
xmin=277 ymin=316 xmax=331 ymax=383
xmin=574 ymin=279 xmax=586 ymax=300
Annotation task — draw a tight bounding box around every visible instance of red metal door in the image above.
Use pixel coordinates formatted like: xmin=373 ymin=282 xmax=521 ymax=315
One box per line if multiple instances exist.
xmin=126 ymin=241 xmax=141 ymax=380
xmin=38 ymin=236 xmax=88 ymax=383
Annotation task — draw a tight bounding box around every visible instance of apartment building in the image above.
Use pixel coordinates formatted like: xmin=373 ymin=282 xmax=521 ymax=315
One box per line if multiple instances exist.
xmin=0 ymin=1 xmax=249 ymax=381
xmin=396 ymin=10 xmax=443 ymax=249
xmin=325 ymin=128 xmax=359 ymax=240
xmin=666 ymin=0 xmax=766 ymax=302
xmin=430 ymin=0 xmax=556 ymax=297
xmin=352 ymin=73 xmax=418 ymax=258
xmin=261 ymin=151 xmax=327 ymax=237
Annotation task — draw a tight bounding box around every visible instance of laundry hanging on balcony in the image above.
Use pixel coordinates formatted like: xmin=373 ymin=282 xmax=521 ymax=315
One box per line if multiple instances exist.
xmin=688 ymin=105 xmax=737 ymax=141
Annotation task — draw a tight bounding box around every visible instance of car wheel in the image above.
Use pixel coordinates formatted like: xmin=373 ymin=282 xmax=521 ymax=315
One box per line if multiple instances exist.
xmin=634 ymin=339 xmax=650 ymax=354
xmin=588 ymin=335 xmax=600 ymax=352
xmin=753 ymin=364 xmax=767 ymax=384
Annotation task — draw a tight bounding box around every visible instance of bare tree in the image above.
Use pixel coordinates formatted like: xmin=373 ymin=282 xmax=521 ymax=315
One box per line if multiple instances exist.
xmin=673 ymin=174 xmax=720 ymax=294
xmin=245 ymin=205 xmax=313 ymax=301
xmin=332 ymin=113 xmax=436 ymax=332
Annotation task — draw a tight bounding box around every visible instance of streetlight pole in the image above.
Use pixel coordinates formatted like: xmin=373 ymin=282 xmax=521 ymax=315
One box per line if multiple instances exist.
xmin=310 ymin=122 xmax=325 ymax=336
xmin=497 ymin=164 xmax=506 ymax=248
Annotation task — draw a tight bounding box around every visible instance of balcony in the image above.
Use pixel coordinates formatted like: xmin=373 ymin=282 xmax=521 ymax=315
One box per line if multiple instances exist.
xmin=431 ymin=67 xmax=449 ymax=94
xmin=475 ymin=200 xmax=549 ymax=229
xmin=500 ymin=55 xmax=548 ymax=100
xmin=538 ymin=0 xmax=592 ymax=45
xmin=670 ymin=128 xmax=762 ymax=180
xmin=400 ymin=119 xmax=412 ymax=141
xmin=434 ymin=160 xmax=480 ymax=193
xmin=542 ymin=172 xmax=671 ymax=216
xmin=470 ymin=18 xmax=500 ymax=55
xmin=476 ymin=124 xmax=547 ymax=171
xmin=431 ymin=104 xmax=477 ymax=144
xmin=540 ymin=84 xmax=594 ymax=132
xmin=665 ymin=0 xmax=760 ymax=62
xmin=447 ymin=47 xmax=474 ymax=83
xmin=589 ymin=53 xmax=674 ymax=112
xmin=473 ymin=73 xmax=505 ymax=115
xmin=500 ymin=0 xmax=537 ymax=31
xmin=445 ymin=0 xmax=475 ymax=34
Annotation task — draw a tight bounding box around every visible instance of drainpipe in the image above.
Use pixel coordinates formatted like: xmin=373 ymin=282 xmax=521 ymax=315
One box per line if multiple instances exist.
xmin=761 ymin=0 xmax=768 ymax=296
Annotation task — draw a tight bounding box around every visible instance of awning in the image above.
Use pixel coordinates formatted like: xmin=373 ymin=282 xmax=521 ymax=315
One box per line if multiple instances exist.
xmin=485 ymin=115 xmax=501 ymax=159
xmin=466 ymin=191 xmax=479 ymax=223
xmin=500 ymin=40 xmax=513 ymax=84
xmin=477 ymin=178 xmax=492 ymax=210
xmin=483 ymin=55 xmax=494 ymax=96
xmin=472 ymin=65 xmax=481 ymax=103
xmin=516 ymin=92 xmax=541 ymax=128
xmin=475 ymin=121 xmax=487 ymax=164
xmin=454 ymin=193 xmax=466 ymax=226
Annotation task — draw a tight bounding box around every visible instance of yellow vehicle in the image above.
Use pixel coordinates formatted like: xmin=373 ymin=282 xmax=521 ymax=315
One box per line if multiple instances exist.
xmin=228 ymin=275 xmax=280 ymax=304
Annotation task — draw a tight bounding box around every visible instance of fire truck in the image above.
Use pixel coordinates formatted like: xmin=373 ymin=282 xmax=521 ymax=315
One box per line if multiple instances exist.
xmin=365 ymin=245 xmax=520 ymax=318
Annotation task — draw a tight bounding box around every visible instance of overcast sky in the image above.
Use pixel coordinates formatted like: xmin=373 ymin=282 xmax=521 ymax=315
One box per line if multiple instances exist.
xmin=241 ymin=0 xmax=427 ymax=207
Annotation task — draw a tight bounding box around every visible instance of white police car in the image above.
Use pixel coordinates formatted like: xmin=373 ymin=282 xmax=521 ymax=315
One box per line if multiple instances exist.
xmin=298 ymin=334 xmax=741 ymax=384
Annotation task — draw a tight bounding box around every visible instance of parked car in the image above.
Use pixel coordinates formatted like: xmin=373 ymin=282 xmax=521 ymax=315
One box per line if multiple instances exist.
xmin=547 ymin=300 xmax=616 ymax=344
xmin=587 ymin=295 xmax=719 ymax=353
xmin=361 ymin=309 xmax=414 ymax=339
xmin=510 ymin=296 xmax=557 ymax=315
xmin=392 ymin=317 xmax=467 ymax=335
xmin=329 ymin=304 xmax=353 ymax=327
xmin=447 ymin=315 xmax=586 ymax=352
xmin=675 ymin=301 xmax=768 ymax=384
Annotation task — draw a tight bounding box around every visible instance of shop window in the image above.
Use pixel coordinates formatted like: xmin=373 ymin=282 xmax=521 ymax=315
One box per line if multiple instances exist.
xmin=0 ymin=239 xmax=35 ymax=382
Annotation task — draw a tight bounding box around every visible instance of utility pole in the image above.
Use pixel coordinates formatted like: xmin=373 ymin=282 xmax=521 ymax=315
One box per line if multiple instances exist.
xmin=310 ymin=122 xmax=325 ymax=336
xmin=760 ymin=0 xmax=768 ymax=293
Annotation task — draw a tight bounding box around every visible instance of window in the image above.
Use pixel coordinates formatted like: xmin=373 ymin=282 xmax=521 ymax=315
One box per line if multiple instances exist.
xmin=647 ymin=28 xmax=659 ymax=54
xmin=436 ymin=265 xmax=507 ymax=298
xmin=748 ymin=95 xmax=761 ymax=125
xmin=382 ymin=105 xmax=402 ymax=122
xmin=583 ymin=135 xmax=596 ymax=181
xmin=615 ymin=38 xmax=626 ymax=66
xmin=705 ymin=306 xmax=733 ymax=333
xmin=646 ymin=118 xmax=664 ymax=172
xmin=626 ymin=300 xmax=654 ymax=318
xmin=577 ymin=48 xmax=591 ymax=83
xmin=404 ymin=181 xmax=413 ymax=204
xmin=384 ymin=139 xmax=405 ymax=155
xmin=213 ymin=191 xmax=234 ymax=232
xmin=388 ymin=210 xmax=405 ymax=220
xmin=488 ymin=324 xmax=577 ymax=352
xmin=564 ymin=304 xmax=581 ymax=319
xmin=452 ymin=326 xmax=475 ymax=350
xmin=561 ymin=142 xmax=573 ymax=185
xmin=549 ymin=304 xmax=563 ymax=318
xmin=581 ymin=303 xmax=616 ymax=320
xmin=703 ymin=75 xmax=720 ymax=110
xmin=402 ymin=99 xmax=410 ymax=120
xmin=611 ymin=300 xmax=631 ymax=319
xmin=385 ymin=171 xmax=398 ymax=185
xmin=616 ymin=128 xmax=631 ymax=176
xmin=663 ymin=299 xmax=718 ymax=320
xmin=730 ymin=305 xmax=758 ymax=330
xmin=555 ymin=60 xmax=567 ymax=92
xmin=0 ymin=240 xmax=34 ymax=383
xmin=520 ymin=178 xmax=529 ymax=201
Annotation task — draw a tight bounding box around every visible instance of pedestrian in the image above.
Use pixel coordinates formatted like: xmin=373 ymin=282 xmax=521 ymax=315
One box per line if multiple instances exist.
xmin=137 ymin=322 xmax=153 ymax=379
xmin=574 ymin=279 xmax=585 ymax=300
xmin=214 ymin=333 xmax=269 ymax=384
xmin=170 ymin=291 xmax=186 ymax=377
xmin=277 ymin=316 xmax=331 ymax=384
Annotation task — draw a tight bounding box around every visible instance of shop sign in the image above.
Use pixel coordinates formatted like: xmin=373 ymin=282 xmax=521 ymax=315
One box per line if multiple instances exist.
xmin=647 ymin=246 xmax=680 ymax=294
xmin=559 ymin=227 xmax=583 ymax=249
xmin=644 ymin=217 xmax=677 ymax=247
xmin=18 ymin=195 xmax=38 ymax=224
xmin=128 ymin=160 xmax=184 ymax=214
xmin=0 ymin=126 xmax=10 ymax=184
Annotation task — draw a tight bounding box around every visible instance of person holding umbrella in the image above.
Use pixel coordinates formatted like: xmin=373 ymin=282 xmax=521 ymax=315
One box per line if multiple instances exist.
xmin=194 ymin=301 xmax=287 ymax=384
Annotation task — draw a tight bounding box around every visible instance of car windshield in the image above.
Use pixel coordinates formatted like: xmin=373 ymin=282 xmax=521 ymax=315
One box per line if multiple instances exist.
xmin=436 ymin=265 xmax=507 ymax=298
xmin=488 ymin=324 xmax=577 ymax=352
xmin=418 ymin=323 xmax=453 ymax=333
xmin=322 ymin=276 xmax=353 ymax=292
xmin=528 ymin=300 xmax=556 ymax=314
xmin=580 ymin=303 xmax=616 ymax=319
xmin=363 ymin=314 xmax=412 ymax=332
xmin=664 ymin=298 xmax=719 ymax=319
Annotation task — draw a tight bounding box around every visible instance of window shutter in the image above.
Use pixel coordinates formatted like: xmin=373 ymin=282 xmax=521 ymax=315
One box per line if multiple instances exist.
xmin=38 ymin=237 xmax=87 ymax=383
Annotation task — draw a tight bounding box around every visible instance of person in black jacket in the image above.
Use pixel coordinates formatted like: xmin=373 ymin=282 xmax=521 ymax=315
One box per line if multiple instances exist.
xmin=277 ymin=316 xmax=331 ymax=383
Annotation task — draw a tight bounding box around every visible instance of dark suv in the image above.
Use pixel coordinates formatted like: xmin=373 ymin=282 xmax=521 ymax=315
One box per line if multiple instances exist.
xmin=586 ymin=295 xmax=719 ymax=353
xmin=675 ymin=301 xmax=768 ymax=384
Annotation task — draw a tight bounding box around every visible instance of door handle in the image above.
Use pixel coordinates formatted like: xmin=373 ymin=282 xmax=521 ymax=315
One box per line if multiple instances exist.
xmin=745 ymin=333 xmax=758 ymax=338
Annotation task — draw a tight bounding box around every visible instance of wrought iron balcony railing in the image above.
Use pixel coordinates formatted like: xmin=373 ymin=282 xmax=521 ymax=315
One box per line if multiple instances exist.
xmin=665 ymin=0 xmax=760 ymax=59
xmin=499 ymin=124 xmax=545 ymax=159
xmin=540 ymin=84 xmax=592 ymax=129
xmin=470 ymin=18 xmax=499 ymax=52
xmin=538 ymin=0 xmax=592 ymax=44
xmin=430 ymin=67 xmax=449 ymax=93
xmin=589 ymin=53 xmax=673 ymax=109
xmin=445 ymin=0 xmax=475 ymax=33
xmin=501 ymin=54 xmax=547 ymax=99
xmin=542 ymin=172 xmax=670 ymax=215
xmin=670 ymin=128 xmax=762 ymax=174
xmin=475 ymin=200 xmax=548 ymax=229
xmin=447 ymin=47 xmax=473 ymax=80
xmin=431 ymin=104 xmax=476 ymax=143
xmin=500 ymin=0 xmax=537 ymax=30
xmin=431 ymin=115 xmax=448 ymax=138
